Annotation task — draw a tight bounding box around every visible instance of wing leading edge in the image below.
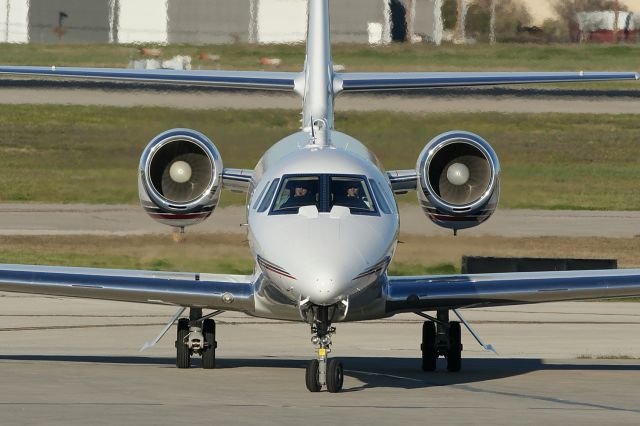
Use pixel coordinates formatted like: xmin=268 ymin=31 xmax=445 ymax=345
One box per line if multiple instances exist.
xmin=386 ymin=269 xmax=640 ymax=315
xmin=335 ymin=71 xmax=639 ymax=93
xmin=0 ymin=264 xmax=255 ymax=313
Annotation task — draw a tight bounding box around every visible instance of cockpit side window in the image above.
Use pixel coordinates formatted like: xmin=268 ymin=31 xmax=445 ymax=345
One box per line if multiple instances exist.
xmin=252 ymin=181 xmax=270 ymax=210
xmin=330 ymin=176 xmax=375 ymax=214
xmin=271 ymin=176 xmax=320 ymax=213
xmin=257 ymin=178 xmax=280 ymax=213
xmin=369 ymin=179 xmax=391 ymax=214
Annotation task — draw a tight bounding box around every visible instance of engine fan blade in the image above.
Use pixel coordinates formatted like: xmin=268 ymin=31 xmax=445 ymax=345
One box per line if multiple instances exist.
xmin=438 ymin=155 xmax=490 ymax=205
xmin=160 ymin=152 xmax=212 ymax=202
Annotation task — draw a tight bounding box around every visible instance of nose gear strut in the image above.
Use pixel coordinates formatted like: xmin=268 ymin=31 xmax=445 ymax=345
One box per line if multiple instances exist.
xmin=305 ymin=305 xmax=344 ymax=392
xmin=175 ymin=307 xmax=221 ymax=369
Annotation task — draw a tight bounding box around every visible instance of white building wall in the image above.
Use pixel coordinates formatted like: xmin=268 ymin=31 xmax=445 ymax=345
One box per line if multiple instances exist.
xmin=0 ymin=0 xmax=439 ymax=45
xmin=117 ymin=0 xmax=168 ymax=44
xmin=0 ymin=0 xmax=29 ymax=43
xmin=256 ymin=0 xmax=307 ymax=43
xmin=525 ymin=0 xmax=640 ymax=25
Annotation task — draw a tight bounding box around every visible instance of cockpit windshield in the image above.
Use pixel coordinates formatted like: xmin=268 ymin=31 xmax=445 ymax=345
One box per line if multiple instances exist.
xmin=329 ymin=176 xmax=375 ymax=213
xmin=272 ymin=176 xmax=320 ymax=212
xmin=270 ymin=174 xmax=377 ymax=215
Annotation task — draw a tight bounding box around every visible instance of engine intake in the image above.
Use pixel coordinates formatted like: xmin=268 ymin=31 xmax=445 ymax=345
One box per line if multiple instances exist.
xmin=139 ymin=129 xmax=223 ymax=228
xmin=417 ymin=131 xmax=500 ymax=231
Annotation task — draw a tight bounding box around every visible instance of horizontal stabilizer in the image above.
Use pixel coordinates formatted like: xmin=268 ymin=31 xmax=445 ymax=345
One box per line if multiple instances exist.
xmin=0 ymin=66 xmax=299 ymax=91
xmin=335 ymin=71 xmax=639 ymax=93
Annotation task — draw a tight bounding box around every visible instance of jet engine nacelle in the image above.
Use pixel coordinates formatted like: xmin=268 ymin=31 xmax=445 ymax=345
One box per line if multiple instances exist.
xmin=138 ymin=128 xmax=223 ymax=228
xmin=417 ymin=131 xmax=500 ymax=232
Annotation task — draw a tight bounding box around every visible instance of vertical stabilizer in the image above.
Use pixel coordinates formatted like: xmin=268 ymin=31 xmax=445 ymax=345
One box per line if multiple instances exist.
xmin=301 ymin=0 xmax=334 ymax=143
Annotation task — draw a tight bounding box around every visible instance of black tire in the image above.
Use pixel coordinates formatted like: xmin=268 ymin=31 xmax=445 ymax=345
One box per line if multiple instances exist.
xmin=447 ymin=321 xmax=462 ymax=372
xmin=421 ymin=321 xmax=437 ymax=371
xmin=176 ymin=318 xmax=191 ymax=369
xmin=326 ymin=359 xmax=344 ymax=393
xmin=305 ymin=359 xmax=321 ymax=392
xmin=202 ymin=319 xmax=217 ymax=369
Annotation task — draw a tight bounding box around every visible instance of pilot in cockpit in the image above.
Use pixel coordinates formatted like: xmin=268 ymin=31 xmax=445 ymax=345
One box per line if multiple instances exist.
xmin=282 ymin=181 xmax=316 ymax=209
xmin=339 ymin=181 xmax=369 ymax=210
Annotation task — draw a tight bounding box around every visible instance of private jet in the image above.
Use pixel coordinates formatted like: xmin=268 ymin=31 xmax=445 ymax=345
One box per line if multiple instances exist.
xmin=0 ymin=0 xmax=639 ymax=393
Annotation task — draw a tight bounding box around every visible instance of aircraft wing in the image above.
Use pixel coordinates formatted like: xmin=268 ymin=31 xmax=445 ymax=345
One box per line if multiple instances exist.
xmin=0 ymin=264 xmax=255 ymax=313
xmin=385 ymin=269 xmax=640 ymax=315
xmin=335 ymin=71 xmax=639 ymax=92
xmin=0 ymin=66 xmax=299 ymax=91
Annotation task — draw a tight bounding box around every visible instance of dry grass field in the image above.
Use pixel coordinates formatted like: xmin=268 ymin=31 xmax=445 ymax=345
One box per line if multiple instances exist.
xmin=1 ymin=233 xmax=639 ymax=275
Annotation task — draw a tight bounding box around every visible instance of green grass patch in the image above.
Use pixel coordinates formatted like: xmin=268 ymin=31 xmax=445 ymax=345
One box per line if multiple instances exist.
xmin=0 ymin=248 xmax=454 ymax=277
xmin=600 ymin=297 xmax=640 ymax=302
xmin=0 ymin=248 xmax=256 ymax=274
xmin=1 ymin=42 xmax=639 ymax=72
xmin=1 ymin=105 xmax=640 ymax=210
xmin=388 ymin=262 xmax=459 ymax=276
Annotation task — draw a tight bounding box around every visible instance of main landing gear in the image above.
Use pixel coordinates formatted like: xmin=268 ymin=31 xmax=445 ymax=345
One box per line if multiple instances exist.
xmin=420 ymin=310 xmax=463 ymax=372
xmin=305 ymin=306 xmax=344 ymax=393
xmin=176 ymin=308 xmax=218 ymax=369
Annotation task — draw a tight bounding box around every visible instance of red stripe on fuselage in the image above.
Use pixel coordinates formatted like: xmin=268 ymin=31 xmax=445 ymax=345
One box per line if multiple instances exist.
xmin=431 ymin=214 xmax=481 ymax=222
xmin=149 ymin=212 xmax=210 ymax=220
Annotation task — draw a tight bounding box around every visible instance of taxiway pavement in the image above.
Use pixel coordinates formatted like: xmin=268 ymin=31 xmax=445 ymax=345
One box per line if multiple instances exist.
xmin=0 ymin=296 xmax=638 ymax=425
xmin=0 ymin=88 xmax=639 ymax=114
xmin=1 ymin=84 xmax=639 ymax=424
xmin=1 ymin=203 xmax=640 ymax=238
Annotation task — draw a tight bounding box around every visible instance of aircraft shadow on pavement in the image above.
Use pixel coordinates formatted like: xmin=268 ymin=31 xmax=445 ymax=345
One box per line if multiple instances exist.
xmin=0 ymin=355 xmax=638 ymax=391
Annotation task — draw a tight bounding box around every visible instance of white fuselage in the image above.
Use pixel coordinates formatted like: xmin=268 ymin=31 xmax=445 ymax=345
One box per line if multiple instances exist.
xmin=245 ymin=0 xmax=398 ymax=321
xmin=246 ymin=130 xmax=399 ymax=320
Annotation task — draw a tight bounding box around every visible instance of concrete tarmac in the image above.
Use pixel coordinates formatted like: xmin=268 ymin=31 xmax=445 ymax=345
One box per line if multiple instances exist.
xmin=1 ymin=87 xmax=640 ymax=114
xmin=2 ymin=203 xmax=640 ymax=238
xmin=0 ymin=296 xmax=639 ymax=425
xmin=1 ymin=85 xmax=640 ymax=424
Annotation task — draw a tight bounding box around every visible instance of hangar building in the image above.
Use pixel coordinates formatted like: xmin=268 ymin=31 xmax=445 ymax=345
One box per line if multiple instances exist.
xmin=0 ymin=0 xmax=441 ymax=44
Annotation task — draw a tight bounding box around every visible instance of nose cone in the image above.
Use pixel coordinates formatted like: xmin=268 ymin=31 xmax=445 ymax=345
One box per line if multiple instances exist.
xmin=297 ymin=257 xmax=361 ymax=305
xmin=254 ymin=211 xmax=397 ymax=306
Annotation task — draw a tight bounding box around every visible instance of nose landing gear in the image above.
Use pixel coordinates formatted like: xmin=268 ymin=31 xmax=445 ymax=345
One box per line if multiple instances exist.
xmin=304 ymin=306 xmax=344 ymax=393
xmin=175 ymin=308 xmax=219 ymax=369
xmin=419 ymin=310 xmax=463 ymax=372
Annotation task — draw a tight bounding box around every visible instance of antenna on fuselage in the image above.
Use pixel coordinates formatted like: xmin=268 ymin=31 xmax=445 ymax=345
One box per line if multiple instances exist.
xmin=309 ymin=118 xmax=330 ymax=147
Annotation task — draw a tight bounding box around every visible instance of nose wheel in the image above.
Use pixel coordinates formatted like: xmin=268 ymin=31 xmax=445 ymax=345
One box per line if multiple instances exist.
xmin=305 ymin=306 xmax=343 ymax=392
xmin=305 ymin=359 xmax=321 ymax=392
xmin=175 ymin=308 xmax=218 ymax=369
xmin=326 ymin=358 xmax=344 ymax=392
